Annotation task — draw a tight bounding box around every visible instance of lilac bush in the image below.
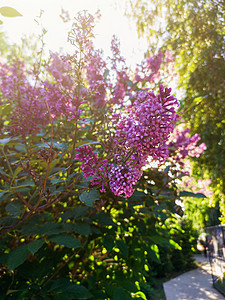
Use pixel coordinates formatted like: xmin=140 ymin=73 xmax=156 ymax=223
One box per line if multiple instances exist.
xmin=0 ymin=10 xmax=180 ymax=199
xmin=0 ymin=10 xmax=207 ymax=299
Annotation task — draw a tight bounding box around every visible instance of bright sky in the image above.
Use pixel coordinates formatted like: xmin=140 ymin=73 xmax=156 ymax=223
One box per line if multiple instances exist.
xmin=1 ymin=0 xmax=148 ymax=67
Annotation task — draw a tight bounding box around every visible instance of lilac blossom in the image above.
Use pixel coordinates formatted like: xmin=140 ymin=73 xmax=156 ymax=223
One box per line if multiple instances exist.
xmin=114 ymin=85 xmax=179 ymax=165
xmin=111 ymin=70 xmax=130 ymax=105
xmin=47 ymin=53 xmax=74 ymax=90
xmin=75 ymin=145 xmax=110 ymax=192
xmin=85 ymin=49 xmax=109 ymax=108
xmin=108 ymin=164 xmax=142 ymax=198
xmin=168 ymin=123 xmax=207 ymax=165
xmin=135 ymin=52 xmax=163 ymax=84
xmin=76 ymin=85 xmax=179 ymax=197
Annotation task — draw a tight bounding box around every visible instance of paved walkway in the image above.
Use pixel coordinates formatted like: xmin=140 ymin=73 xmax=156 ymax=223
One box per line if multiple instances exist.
xmin=163 ymin=255 xmax=224 ymax=300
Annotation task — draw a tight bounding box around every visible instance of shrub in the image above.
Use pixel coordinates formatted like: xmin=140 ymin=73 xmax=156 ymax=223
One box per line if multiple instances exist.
xmin=0 ymin=11 xmax=205 ymax=299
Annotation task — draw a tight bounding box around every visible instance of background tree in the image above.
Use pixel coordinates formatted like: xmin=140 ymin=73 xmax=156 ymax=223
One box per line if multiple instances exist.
xmin=126 ymin=0 xmax=225 ymax=221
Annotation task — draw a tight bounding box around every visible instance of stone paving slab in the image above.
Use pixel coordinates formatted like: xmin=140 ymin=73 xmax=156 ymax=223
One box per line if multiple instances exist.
xmin=163 ymin=255 xmax=224 ymax=300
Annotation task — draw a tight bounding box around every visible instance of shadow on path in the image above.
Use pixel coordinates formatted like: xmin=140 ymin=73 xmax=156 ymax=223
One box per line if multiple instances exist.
xmin=163 ymin=255 xmax=224 ymax=300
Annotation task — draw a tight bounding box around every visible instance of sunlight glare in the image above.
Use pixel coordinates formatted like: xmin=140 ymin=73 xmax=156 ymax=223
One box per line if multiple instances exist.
xmin=1 ymin=0 xmax=148 ymax=67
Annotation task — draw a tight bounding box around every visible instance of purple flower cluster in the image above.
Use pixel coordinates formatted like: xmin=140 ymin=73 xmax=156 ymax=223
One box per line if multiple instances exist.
xmin=85 ymin=49 xmax=109 ymax=108
xmin=68 ymin=10 xmax=95 ymax=53
xmin=146 ymin=51 xmax=163 ymax=74
xmin=108 ymin=164 xmax=142 ymax=198
xmin=109 ymin=36 xmax=131 ymax=106
xmin=47 ymin=53 xmax=74 ymax=90
xmin=110 ymin=35 xmax=126 ymax=71
xmin=8 ymin=97 xmax=48 ymax=137
xmin=0 ymin=58 xmax=28 ymax=103
xmin=111 ymin=70 xmax=129 ymax=105
xmin=114 ymin=85 xmax=179 ymax=165
xmin=75 ymin=145 xmax=143 ymax=197
xmin=76 ymin=85 xmax=179 ymax=198
xmin=135 ymin=52 xmax=163 ymax=84
xmin=168 ymin=124 xmax=207 ymax=166
xmin=0 ymin=56 xmax=83 ymax=137
xmin=75 ymin=145 xmax=109 ymax=192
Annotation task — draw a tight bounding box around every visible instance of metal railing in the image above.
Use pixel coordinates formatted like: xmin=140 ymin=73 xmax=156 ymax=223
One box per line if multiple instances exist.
xmin=205 ymin=225 xmax=225 ymax=296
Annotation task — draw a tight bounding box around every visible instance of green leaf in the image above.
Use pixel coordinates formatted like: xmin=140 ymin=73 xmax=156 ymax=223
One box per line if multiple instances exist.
xmin=0 ymin=169 xmax=10 ymax=176
xmin=0 ymin=137 xmax=11 ymax=146
xmin=169 ymin=239 xmax=181 ymax=250
xmin=15 ymin=186 xmax=31 ymax=193
xmin=27 ymin=239 xmax=45 ymax=254
xmin=6 ymin=290 xmax=21 ymax=296
xmin=149 ymin=235 xmax=170 ymax=247
xmin=14 ymin=180 xmax=35 ymax=187
xmin=0 ymin=216 xmax=17 ymax=226
xmin=0 ymin=103 xmax=11 ymax=115
xmin=95 ymin=212 xmax=116 ymax=226
xmin=147 ymin=244 xmax=161 ymax=263
xmin=15 ymin=144 xmax=27 ymax=153
xmin=113 ymin=288 xmax=129 ymax=300
xmin=129 ymin=191 xmax=146 ymax=203
xmin=103 ymin=236 xmax=114 ymax=252
xmin=73 ymin=222 xmax=91 ymax=236
xmin=0 ymin=253 xmax=8 ymax=264
xmin=8 ymin=244 xmax=30 ymax=270
xmin=50 ymin=178 xmax=65 ymax=184
xmin=121 ymin=280 xmax=138 ymax=293
xmin=179 ymin=191 xmax=207 ymax=198
xmin=49 ymin=279 xmax=92 ymax=299
xmin=0 ymin=7 xmax=22 ymax=17
xmin=52 ymin=141 xmax=67 ymax=150
xmin=76 ymin=130 xmax=87 ymax=139
xmin=134 ymin=291 xmax=147 ymax=299
xmin=13 ymin=167 xmax=23 ymax=178
xmin=73 ymin=206 xmax=89 ymax=219
xmin=103 ymin=69 xmax=110 ymax=78
xmin=91 ymin=226 xmax=101 ymax=234
xmin=48 ymin=234 xmax=81 ymax=249
xmin=0 ymin=192 xmax=6 ymax=204
xmin=61 ymin=209 xmax=74 ymax=221
xmin=69 ymin=284 xmax=92 ymax=299
xmin=116 ymin=239 xmax=128 ymax=258
xmin=75 ymin=140 xmax=100 ymax=148
xmin=21 ymin=223 xmax=62 ymax=235
xmin=79 ymin=189 xmax=100 ymax=206
xmin=5 ymin=200 xmax=22 ymax=217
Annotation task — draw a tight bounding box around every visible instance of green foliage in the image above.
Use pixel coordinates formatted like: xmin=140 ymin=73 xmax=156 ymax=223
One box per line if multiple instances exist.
xmin=184 ymin=196 xmax=220 ymax=230
xmin=146 ymin=217 xmax=198 ymax=281
xmin=0 ymin=131 xmax=186 ymax=298
xmin=170 ymin=218 xmax=198 ymax=271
